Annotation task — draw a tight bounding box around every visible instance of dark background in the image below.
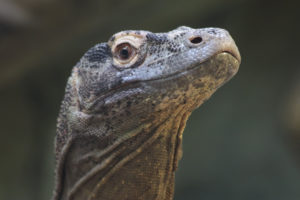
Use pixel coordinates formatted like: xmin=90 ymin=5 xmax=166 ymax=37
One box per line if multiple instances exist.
xmin=1 ymin=0 xmax=300 ymax=199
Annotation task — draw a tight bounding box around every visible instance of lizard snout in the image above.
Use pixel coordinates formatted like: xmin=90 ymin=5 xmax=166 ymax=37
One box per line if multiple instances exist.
xmin=185 ymin=28 xmax=241 ymax=64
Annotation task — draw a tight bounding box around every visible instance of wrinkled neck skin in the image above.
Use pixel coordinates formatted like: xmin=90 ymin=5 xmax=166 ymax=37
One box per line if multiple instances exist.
xmin=62 ymin=104 xmax=193 ymax=200
xmin=56 ymin=82 xmax=206 ymax=200
xmin=56 ymin=102 xmax=192 ymax=200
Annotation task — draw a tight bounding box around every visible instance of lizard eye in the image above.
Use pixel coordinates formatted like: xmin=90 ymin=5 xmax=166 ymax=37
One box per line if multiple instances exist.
xmin=109 ymin=33 xmax=147 ymax=69
xmin=114 ymin=43 xmax=136 ymax=62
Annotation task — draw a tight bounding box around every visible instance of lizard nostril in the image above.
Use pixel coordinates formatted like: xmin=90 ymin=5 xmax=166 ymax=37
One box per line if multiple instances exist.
xmin=189 ymin=36 xmax=202 ymax=44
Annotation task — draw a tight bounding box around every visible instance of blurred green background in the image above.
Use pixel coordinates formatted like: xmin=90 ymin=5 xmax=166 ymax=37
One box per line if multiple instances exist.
xmin=1 ymin=0 xmax=300 ymax=199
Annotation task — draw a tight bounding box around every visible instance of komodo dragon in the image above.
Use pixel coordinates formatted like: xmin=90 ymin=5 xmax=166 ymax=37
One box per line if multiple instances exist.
xmin=53 ymin=26 xmax=241 ymax=200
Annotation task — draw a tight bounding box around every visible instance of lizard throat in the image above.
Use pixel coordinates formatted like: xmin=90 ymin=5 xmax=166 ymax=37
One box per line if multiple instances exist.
xmin=59 ymin=104 xmax=191 ymax=200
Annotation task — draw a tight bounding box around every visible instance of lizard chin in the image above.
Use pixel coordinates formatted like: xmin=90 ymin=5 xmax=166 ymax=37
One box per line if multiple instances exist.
xmin=213 ymin=51 xmax=241 ymax=78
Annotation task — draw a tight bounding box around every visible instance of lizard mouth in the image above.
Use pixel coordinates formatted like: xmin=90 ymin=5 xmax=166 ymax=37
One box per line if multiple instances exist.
xmin=158 ymin=51 xmax=240 ymax=83
xmin=112 ymin=52 xmax=237 ymax=93
xmin=83 ymin=51 xmax=240 ymax=112
xmin=147 ymin=49 xmax=241 ymax=82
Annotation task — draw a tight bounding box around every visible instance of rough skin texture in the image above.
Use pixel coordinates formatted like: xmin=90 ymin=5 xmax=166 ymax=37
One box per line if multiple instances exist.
xmin=53 ymin=26 xmax=241 ymax=200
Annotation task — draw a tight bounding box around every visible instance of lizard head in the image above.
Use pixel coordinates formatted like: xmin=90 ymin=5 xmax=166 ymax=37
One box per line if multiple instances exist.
xmin=66 ymin=26 xmax=240 ymax=130
xmin=54 ymin=27 xmax=241 ymax=199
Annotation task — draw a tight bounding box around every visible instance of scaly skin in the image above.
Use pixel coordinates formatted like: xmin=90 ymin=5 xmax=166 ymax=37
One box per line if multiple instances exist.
xmin=53 ymin=26 xmax=241 ymax=200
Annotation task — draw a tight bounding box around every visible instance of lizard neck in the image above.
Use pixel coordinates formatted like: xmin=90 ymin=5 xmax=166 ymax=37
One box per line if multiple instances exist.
xmin=60 ymin=105 xmax=191 ymax=200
